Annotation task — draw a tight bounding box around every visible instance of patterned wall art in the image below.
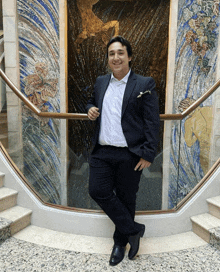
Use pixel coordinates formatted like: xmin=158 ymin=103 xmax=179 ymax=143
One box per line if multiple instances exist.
xmin=17 ymin=0 xmax=61 ymax=204
xmin=169 ymin=0 xmax=219 ymax=208
xmin=15 ymin=0 xmax=218 ymax=210
xmin=67 ymin=0 xmax=170 ymax=210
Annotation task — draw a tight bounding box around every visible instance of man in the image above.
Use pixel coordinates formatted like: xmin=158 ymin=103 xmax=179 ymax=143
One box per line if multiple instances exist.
xmin=86 ymin=36 xmax=160 ymax=266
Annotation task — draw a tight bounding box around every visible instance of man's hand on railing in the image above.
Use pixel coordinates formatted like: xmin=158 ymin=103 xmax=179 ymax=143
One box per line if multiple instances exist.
xmin=1 ymin=68 xmax=220 ymax=120
xmin=88 ymin=107 xmax=100 ymax=121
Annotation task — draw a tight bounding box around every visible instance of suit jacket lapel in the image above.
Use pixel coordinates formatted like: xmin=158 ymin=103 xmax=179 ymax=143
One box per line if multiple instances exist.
xmin=98 ymin=74 xmax=111 ymax=113
xmin=122 ymin=71 xmax=137 ymax=117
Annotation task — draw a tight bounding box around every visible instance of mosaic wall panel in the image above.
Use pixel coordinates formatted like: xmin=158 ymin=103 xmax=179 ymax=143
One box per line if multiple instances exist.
xmin=17 ymin=0 xmax=61 ymax=204
xmin=169 ymin=0 xmax=220 ymax=208
xmin=67 ymin=0 xmax=169 ymax=209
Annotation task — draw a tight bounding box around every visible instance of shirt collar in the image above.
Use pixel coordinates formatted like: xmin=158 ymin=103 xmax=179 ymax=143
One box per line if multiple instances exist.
xmin=111 ymin=69 xmax=131 ymax=83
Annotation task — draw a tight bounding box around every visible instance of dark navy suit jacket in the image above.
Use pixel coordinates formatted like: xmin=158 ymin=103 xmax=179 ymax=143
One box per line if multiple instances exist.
xmin=86 ymin=70 xmax=160 ymax=163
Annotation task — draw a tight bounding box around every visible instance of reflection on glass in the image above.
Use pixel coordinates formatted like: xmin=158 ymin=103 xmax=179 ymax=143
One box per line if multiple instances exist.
xmin=22 ymin=109 xmax=61 ymax=204
xmin=166 ymin=119 xmax=182 ymax=209
xmin=68 ymin=120 xmax=165 ymax=211
xmin=179 ymin=98 xmax=213 ymax=175
xmin=0 ymin=76 xmax=218 ymax=212
xmin=67 ymin=0 xmax=169 ymax=177
xmin=176 ymin=95 xmax=215 ymax=206
xmin=67 ymin=0 xmax=170 ymax=211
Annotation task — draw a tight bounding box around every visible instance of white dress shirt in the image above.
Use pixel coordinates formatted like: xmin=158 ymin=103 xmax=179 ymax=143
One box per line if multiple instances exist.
xmin=99 ymin=70 xmax=131 ymax=147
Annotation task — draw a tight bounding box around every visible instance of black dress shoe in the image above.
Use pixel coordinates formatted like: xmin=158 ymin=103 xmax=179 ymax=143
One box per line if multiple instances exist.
xmin=109 ymin=245 xmax=125 ymax=266
xmin=128 ymin=225 xmax=145 ymax=260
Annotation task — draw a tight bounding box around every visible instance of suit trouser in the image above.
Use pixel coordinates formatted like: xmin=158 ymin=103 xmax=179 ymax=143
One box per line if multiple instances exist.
xmin=89 ymin=144 xmax=143 ymax=246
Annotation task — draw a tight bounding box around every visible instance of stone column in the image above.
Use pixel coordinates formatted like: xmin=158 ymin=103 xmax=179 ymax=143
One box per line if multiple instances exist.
xmin=210 ymin=31 xmax=220 ymax=167
xmin=162 ymin=0 xmax=178 ymax=209
xmin=2 ymin=0 xmax=23 ymax=169
xmin=59 ymin=0 xmax=68 ymax=205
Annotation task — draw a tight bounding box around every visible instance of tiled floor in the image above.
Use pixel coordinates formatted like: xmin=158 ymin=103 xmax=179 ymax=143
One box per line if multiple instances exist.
xmin=0 ymin=237 xmax=220 ymax=272
xmin=0 ymin=226 xmax=220 ymax=271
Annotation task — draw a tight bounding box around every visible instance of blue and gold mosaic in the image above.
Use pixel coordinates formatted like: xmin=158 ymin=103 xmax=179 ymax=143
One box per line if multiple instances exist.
xmin=169 ymin=0 xmax=219 ymax=208
xmin=17 ymin=0 xmax=61 ymax=204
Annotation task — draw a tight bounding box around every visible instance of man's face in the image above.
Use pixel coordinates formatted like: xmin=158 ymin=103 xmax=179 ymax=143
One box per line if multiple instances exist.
xmin=108 ymin=42 xmax=131 ymax=79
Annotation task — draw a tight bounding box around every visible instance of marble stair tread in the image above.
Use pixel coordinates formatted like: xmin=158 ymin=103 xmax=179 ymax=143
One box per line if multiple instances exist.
xmin=0 ymin=113 xmax=7 ymax=121
xmin=206 ymin=196 xmax=220 ymax=220
xmin=0 ymin=187 xmax=18 ymax=199
xmin=191 ymin=213 xmax=220 ymax=230
xmin=0 ymin=187 xmax=18 ymax=212
xmin=0 ymin=134 xmax=8 ymax=140
xmin=0 ymin=119 xmax=7 ymax=126
xmin=0 ymin=205 xmax=32 ymax=222
xmin=207 ymin=196 xmax=220 ymax=208
xmin=0 ymin=205 xmax=32 ymax=235
xmin=14 ymin=225 xmax=207 ymax=255
xmin=0 ymin=112 xmax=7 ymax=116
xmin=0 ymin=119 xmax=7 ymax=132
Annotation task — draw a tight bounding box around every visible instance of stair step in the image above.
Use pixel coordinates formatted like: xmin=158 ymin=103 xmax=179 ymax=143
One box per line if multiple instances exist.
xmin=0 ymin=113 xmax=7 ymax=121
xmin=0 ymin=119 xmax=7 ymax=124
xmin=0 ymin=206 xmax=32 ymax=235
xmin=207 ymin=196 xmax=220 ymax=220
xmin=0 ymin=187 xmax=18 ymax=212
xmin=191 ymin=213 xmax=220 ymax=243
xmin=14 ymin=226 xmax=207 ymax=255
xmin=0 ymin=134 xmax=8 ymax=140
xmin=0 ymin=119 xmax=8 ymax=134
xmin=0 ymin=172 xmax=4 ymax=188
xmin=0 ymin=134 xmax=8 ymax=148
xmin=0 ymin=217 xmax=11 ymax=244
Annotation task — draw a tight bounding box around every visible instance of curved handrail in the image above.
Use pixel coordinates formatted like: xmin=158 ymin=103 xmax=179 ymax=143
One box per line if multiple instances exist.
xmin=1 ymin=68 xmax=220 ymax=120
xmin=0 ymin=68 xmax=220 ymax=214
xmin=0 ymin=69 xmax=88 ymax=120
xmin=160 ymin=78 xmax=220 ymax=120
xmin=1 ymin=139 xmax=219 ymax=215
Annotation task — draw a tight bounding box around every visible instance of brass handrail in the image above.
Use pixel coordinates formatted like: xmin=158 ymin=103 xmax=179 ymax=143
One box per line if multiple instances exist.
xmin=1 ymin=139 xmax=219 ymax=215
xmin=160 ymin=78 xmax=220 ymax=120
xmin=0 ymin=68 xmax=220 ymax=215
xmin=1 ymin=68 xmax=220 ymax=120
xmin=0 ymin=69 xmax=88 ymax=120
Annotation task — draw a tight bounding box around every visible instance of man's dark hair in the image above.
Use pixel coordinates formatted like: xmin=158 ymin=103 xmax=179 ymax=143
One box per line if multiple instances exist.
xmin=107 ymin=36 xmax=132 ymax=66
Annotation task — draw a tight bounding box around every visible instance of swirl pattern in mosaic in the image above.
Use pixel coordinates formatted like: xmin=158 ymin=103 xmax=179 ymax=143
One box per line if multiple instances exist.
xmin=169 ymin=0 xmax=219 ymax=208
xmin=17 ymin=0 xmax=61 ymax=204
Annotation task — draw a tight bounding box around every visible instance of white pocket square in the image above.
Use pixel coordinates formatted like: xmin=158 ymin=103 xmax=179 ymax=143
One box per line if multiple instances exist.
xmin=137 ymin=90 xmax=151 ymax=98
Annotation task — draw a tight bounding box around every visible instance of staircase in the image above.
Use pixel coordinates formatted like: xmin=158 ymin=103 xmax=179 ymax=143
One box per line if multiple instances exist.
xmin=191 ymin=196 xmax=220 ymax=245
xmin=0 ymin=112 xmax=8 ymax=149
xmin=0 ymin=150 xmax=219 ymax=247
xmin=0 ymin=171 xmax=32 ymax=243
